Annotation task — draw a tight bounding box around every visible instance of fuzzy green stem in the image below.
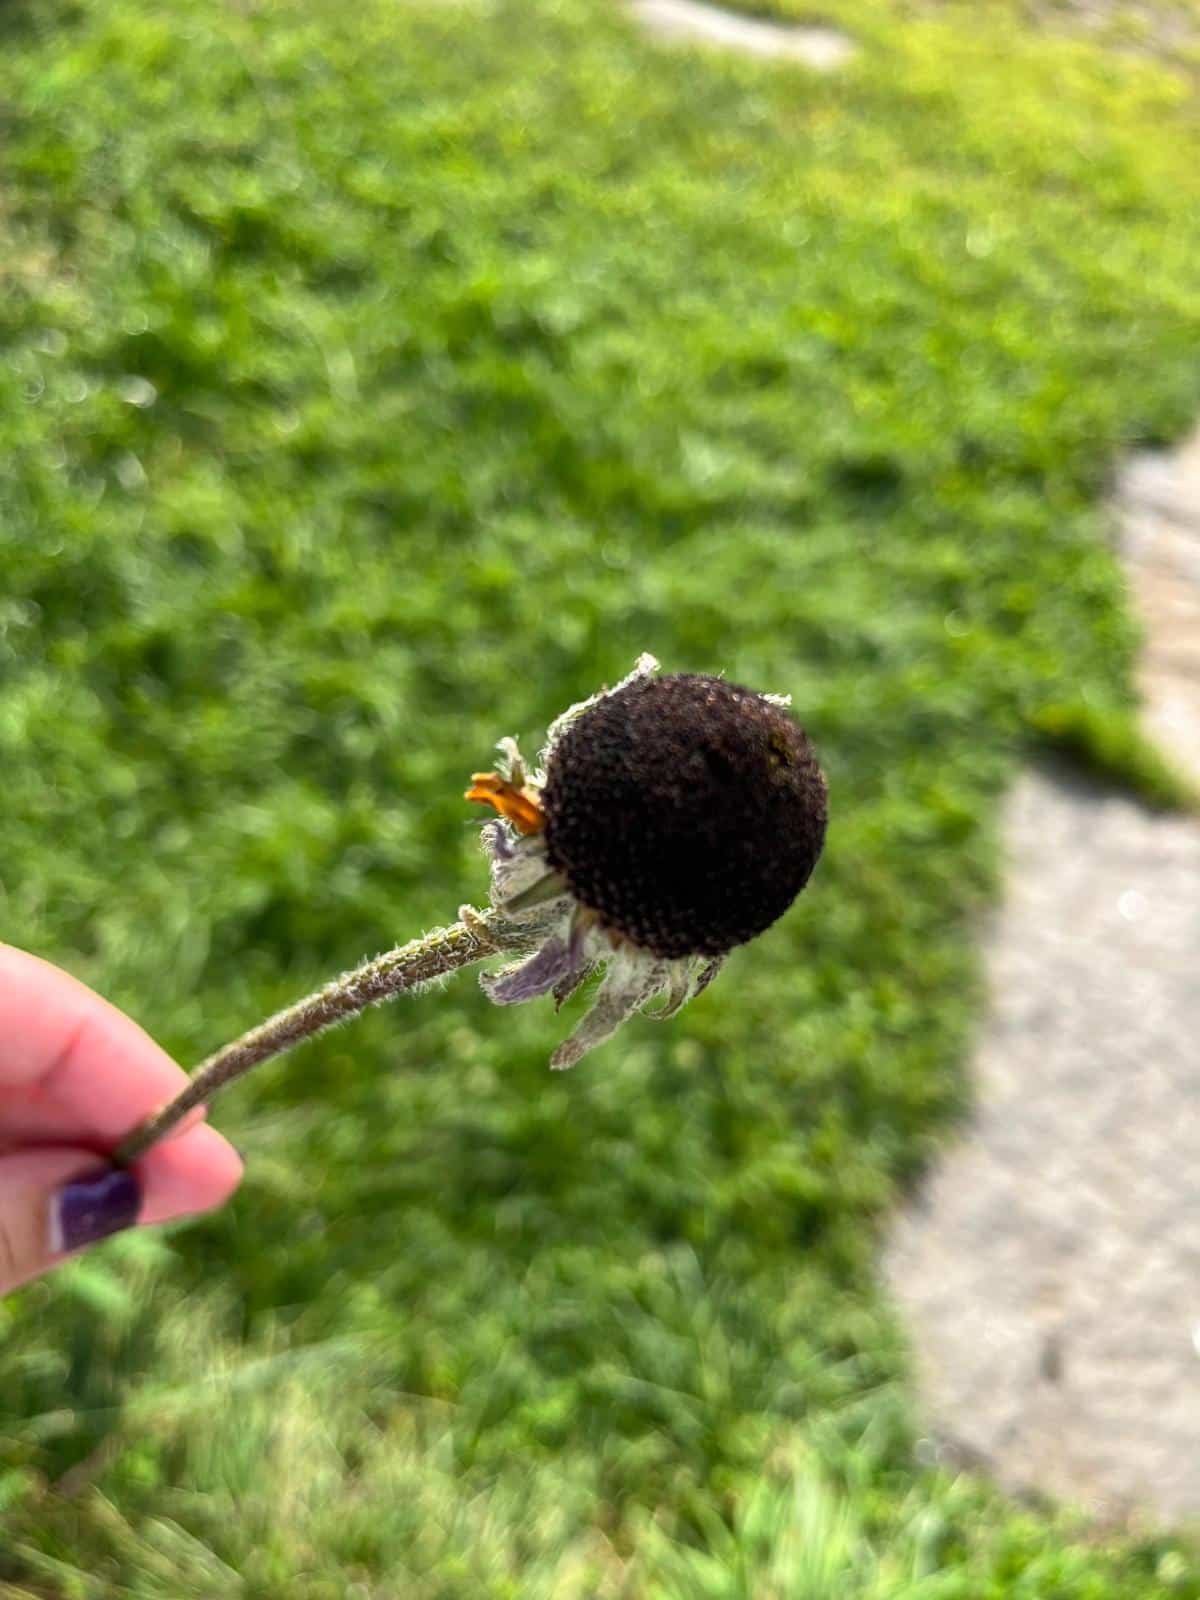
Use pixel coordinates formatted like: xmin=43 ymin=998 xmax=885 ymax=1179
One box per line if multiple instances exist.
xmin=112 ymin=909 xmax=505 ymax=1168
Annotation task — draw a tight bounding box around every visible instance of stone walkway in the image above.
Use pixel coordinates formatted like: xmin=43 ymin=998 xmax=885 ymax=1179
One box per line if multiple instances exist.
xmin=885 ymin=431 xmax=1200 ymax=1525
xmin=1122 ymin=428 xmax=1200 ymax=778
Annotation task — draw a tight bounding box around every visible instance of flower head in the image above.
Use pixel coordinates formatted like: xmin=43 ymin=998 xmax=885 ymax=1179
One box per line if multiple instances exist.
xmin=466 ymin=655 xmax=827 ymax=1069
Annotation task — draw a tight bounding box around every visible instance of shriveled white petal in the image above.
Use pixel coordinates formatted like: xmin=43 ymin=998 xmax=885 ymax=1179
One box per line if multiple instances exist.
xmin=690 ymin=956 xmax=723 ymax=999
xmin=641 ymin=953 xmax=718 ymax=1021
xmin=501 ymin=871 xmax=571 ymax=914
xmin=646 ymin=966 xmax=692 ymax=1021
xmin=500 ymin=906 xmax=571 ymax=950
xmin=538 ymin=652 xmax=660 ymax=769
xmin=549 ymin=950 xmax=666 ymax=1071
xmin=494 ymin=736 xmax=527 ymax=786
xmin=481 ymin=823 xmax=552 ymax=903
xmin=481 ymin=933 xmax=575 ymax=1006
xmin=553 ymin=961 xmax=596 ymax=1011
xmin=480 ymin=819 xmax=517 ymax=863
xmin=760 ymin=691 xmax=792 ymax=709
xmin=550 ymin=909 xmax=599 ymax=1010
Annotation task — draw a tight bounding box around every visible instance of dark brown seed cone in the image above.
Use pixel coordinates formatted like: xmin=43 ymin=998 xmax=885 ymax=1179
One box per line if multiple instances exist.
xmin=541 ymin=674 xmax=827 ymax=960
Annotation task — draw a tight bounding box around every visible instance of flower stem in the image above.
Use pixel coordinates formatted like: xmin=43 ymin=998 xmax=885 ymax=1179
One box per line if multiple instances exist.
xmin=111 ymin=909 xmax=505 ymax=1168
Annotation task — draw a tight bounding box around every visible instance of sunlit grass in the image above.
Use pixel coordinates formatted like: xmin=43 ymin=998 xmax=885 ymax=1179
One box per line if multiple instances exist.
xmin=1 ymin=0 xmax=1198 ymax=1591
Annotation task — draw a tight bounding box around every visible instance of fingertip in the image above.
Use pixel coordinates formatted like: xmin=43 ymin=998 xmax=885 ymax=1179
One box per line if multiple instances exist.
xmin=206 ymin=1130 xmax=245 ymax=1205
xmin=136 ymin=1122 xmax=244 ymax=1227
xmin=194 ymin=1125 xmax=245 ymax=1207
xmin=158 ymin=1102 xmax=210 ymax=1142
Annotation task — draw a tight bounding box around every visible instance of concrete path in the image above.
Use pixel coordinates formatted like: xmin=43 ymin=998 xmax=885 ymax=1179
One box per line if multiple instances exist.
xmin=886 ymin=430 xmax=1200 ymax=1525
xmin=1122 ymin=428 xmax=1200 ymax=778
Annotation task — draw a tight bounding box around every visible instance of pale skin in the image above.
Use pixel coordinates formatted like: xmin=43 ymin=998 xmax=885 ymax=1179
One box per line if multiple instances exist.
xmin=0 ymin=944 xmax=243 ymax=1297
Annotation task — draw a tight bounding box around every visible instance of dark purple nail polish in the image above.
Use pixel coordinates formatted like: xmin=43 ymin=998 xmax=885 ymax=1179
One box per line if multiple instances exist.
xmin=50 ymin=1168 xmax=142 ymax=1254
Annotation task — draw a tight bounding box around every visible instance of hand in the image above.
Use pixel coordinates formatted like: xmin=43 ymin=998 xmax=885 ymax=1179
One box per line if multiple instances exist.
xmin=0 ymin=944 xmax=243 ymax=1296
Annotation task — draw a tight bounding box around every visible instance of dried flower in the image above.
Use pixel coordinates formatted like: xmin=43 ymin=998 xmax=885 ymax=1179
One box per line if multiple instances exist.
xmin=466 ymin=654 xmax=827 ymax=1069
xmin=114 ymin=655 xmax=827 ymax=1166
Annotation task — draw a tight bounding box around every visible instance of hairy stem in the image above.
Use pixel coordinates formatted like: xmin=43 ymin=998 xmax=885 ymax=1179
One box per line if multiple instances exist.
xmin=112 ymin=909 xmax=505 ymax=1167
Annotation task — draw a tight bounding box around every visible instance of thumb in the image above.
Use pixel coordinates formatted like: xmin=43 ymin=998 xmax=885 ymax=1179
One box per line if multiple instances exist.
xmin=0 ymin=1149 xmax=141 ymax=1295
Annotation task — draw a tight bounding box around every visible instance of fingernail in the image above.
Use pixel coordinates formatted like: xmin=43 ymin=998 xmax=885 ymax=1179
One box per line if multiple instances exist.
xmin=49 ymin=1168 xmax=142 ymax=1254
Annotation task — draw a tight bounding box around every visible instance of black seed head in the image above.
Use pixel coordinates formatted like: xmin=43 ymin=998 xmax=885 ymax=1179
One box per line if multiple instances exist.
xmin=541 ymin=673 xmax=828 ymax=959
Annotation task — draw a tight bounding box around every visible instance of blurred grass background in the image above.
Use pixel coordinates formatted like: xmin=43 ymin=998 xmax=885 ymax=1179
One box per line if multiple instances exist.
xmin=1 ymin=0 xmax=1199 ymax=1592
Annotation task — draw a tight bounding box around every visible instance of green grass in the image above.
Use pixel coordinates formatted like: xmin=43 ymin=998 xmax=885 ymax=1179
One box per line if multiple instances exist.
xmin=1 ymin=0 xmax=1199 ymax=1592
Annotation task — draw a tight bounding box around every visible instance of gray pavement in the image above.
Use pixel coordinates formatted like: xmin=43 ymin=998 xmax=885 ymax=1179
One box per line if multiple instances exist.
xmin=886 ymin=431 xmax=1200 ymax=1525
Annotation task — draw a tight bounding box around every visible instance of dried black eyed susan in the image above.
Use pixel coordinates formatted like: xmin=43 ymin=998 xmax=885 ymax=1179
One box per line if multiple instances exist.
xmin=114 ymin=655 xmax=828 ymax=1170
xmin=466 ymin=654 xmax=827 ymax=1069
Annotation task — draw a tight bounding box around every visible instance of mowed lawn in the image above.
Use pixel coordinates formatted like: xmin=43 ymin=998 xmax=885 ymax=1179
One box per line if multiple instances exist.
xmin=1 ymin=0 xmax=1199 ymax=1593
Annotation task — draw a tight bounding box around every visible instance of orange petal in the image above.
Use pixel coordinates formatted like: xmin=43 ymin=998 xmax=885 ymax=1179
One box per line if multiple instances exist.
xmin=465 ymin=772 xmax=547 ymax=835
